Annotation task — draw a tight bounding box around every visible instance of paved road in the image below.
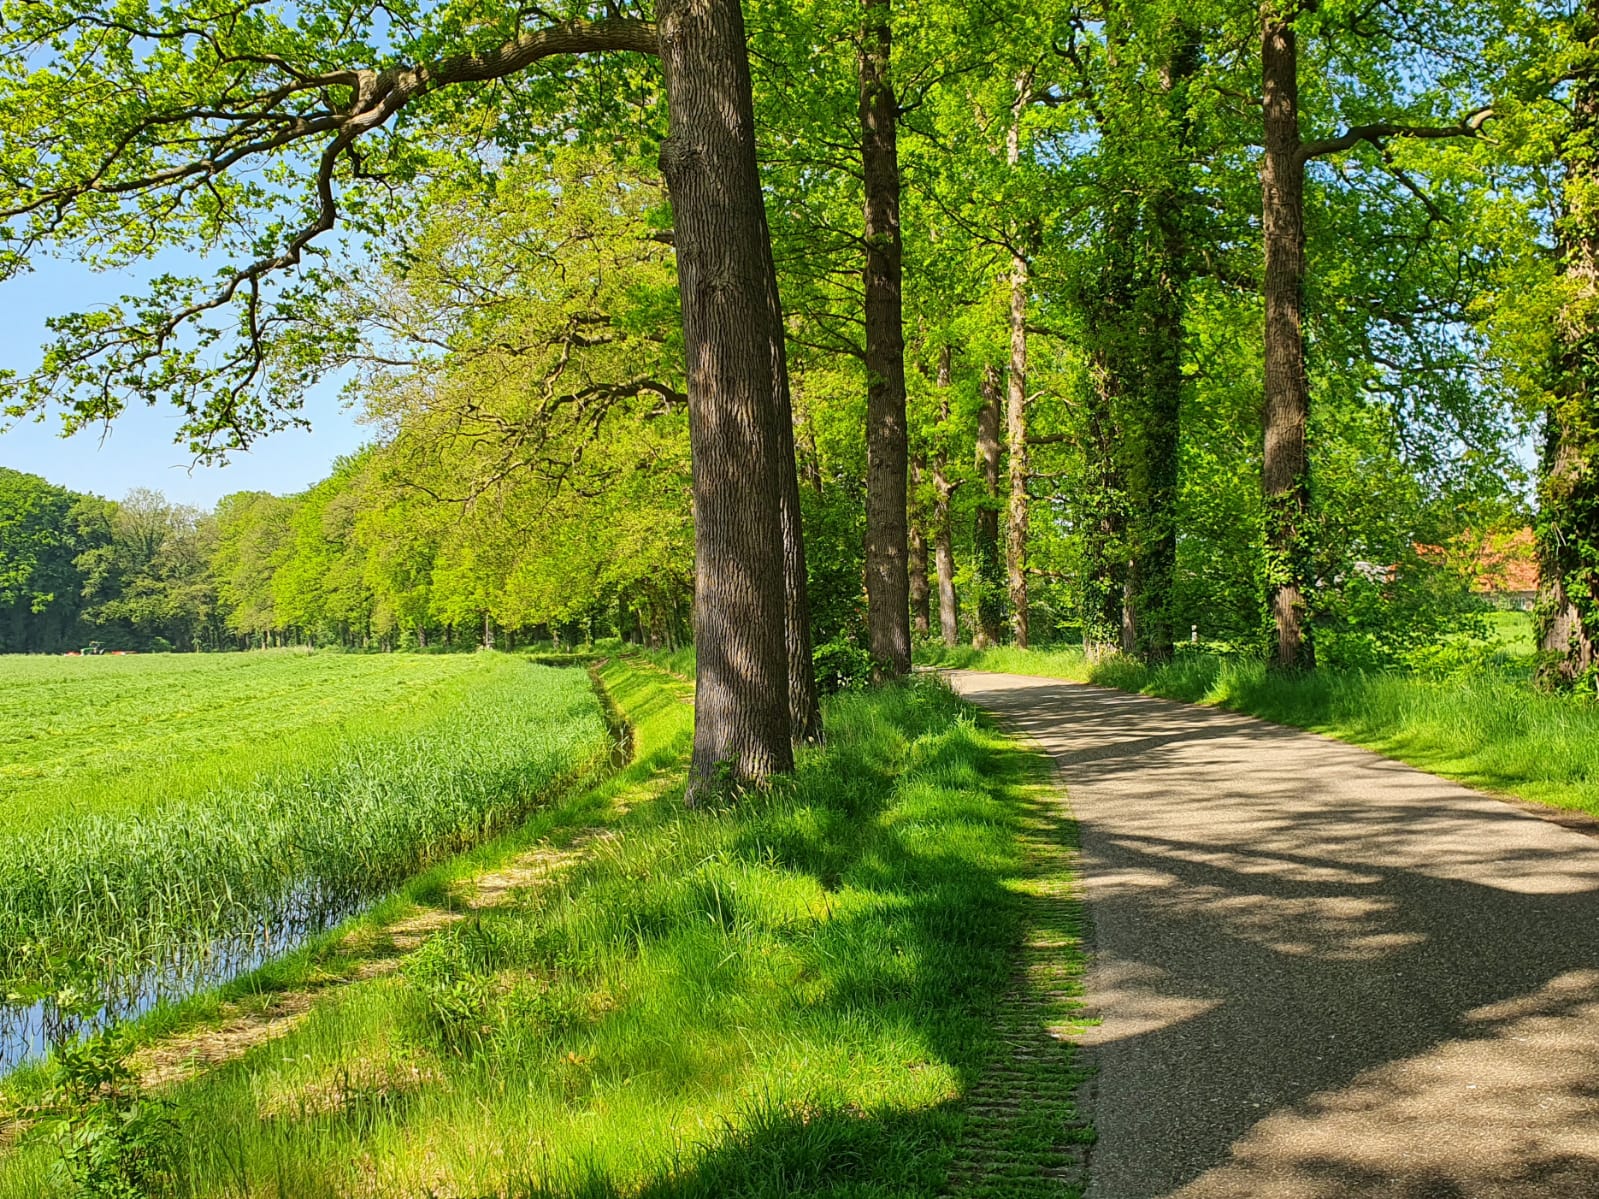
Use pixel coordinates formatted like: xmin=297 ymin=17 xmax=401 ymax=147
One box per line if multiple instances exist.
xmin=948 ymin=671 xmax=1599 ymax=1199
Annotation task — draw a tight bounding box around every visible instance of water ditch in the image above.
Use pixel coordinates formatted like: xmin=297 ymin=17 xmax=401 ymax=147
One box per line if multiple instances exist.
xmin=0 ymin=663 xmax=634 ymax=1078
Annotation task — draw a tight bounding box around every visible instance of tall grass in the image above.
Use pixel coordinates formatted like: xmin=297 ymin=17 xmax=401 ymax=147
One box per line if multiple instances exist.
xmin=0 ymin=654 xmax=610 ymax=1058
xmin=917 ymin=642 xmax=1599 ymax=817
xmin=0 ymin=660 xmax=1086 ymax=1198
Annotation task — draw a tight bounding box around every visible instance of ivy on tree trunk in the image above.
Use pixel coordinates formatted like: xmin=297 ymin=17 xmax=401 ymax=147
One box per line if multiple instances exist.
xmin=860 ymin=0 xmax=912 ymax=679
xmin=1539 ymin=0 xmax=1599 ymax=690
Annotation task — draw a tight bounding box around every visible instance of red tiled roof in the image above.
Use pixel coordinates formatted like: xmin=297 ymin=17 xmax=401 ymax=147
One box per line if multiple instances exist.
xmin=1465 ymin=528 xmax=1538 ymax=593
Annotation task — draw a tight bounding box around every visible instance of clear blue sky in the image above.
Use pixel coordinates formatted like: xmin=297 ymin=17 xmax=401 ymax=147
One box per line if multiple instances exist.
xmin=0 ymin=256 xmax=368 ymax=508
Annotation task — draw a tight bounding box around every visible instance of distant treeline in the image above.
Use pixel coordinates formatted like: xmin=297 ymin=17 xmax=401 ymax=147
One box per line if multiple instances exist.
xmin=0 ymin=464 xmax=692 ymax=655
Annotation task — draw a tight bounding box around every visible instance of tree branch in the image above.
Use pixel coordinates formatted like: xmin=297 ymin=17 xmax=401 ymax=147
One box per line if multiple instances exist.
xmin=1298 ymin=105 xmax=1492 ymax=163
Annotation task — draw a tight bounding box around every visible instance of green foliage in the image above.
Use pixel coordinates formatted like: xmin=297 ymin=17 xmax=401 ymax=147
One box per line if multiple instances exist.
xmin=811 ymin=639 xmax=873 ymax=694
xmin=25 ymin=1029 xmax=179 ymax=1199
xmin=0 ymin=470 xmax=110 ymax=655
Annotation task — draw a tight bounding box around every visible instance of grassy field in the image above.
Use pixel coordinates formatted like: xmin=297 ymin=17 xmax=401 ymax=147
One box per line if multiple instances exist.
xmin=0 ymin=651 xmax=549 ymax=828
xmin=0 ymin=658 xmax=1088 ymax=1198
xmin=918 ymin=642 xmax=1599 ymax=817
xmin=0 ymin=651 xmax=611 ymax=1054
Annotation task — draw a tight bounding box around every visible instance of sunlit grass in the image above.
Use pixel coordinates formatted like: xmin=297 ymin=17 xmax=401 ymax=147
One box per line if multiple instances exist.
xmin=0 ymin=659 xmax=1086 ymax=1198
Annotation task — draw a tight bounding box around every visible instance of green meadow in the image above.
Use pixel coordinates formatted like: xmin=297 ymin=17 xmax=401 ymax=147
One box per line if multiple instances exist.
xmin=0 ymin=652 xmax=611 ymax=1041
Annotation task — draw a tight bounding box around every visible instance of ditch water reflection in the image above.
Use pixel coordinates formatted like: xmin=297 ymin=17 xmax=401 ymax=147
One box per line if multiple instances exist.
xmin=0 ymin=884 xmax=366 ymax=1076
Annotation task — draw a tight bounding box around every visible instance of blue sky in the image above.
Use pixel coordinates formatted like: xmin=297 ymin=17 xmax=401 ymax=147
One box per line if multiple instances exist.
xmin=0 ymin=257 xmax=368 ymax=508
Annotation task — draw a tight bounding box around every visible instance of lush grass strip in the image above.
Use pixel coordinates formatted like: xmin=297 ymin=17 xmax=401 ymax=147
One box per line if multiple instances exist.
xmin=0 ymin=659 xmax=1091 ymax=1198
xmin=917 ymin=645 xmax=1599 ymax=818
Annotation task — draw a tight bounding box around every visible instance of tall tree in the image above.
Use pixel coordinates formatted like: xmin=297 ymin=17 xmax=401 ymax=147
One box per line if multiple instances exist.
xmin=933 ymin=347 xmax=962 ymax=646
xmin=973 ymin=364 xmax=1005 ymax=647
xmin=0 ymin=0 xmax=811 ymax=794
xmin=1540 ymin=0 xmax=1599 ymax=687
xmin=909 ymin=454 xmax=932 ymax=636
xmin=1260 ymin=3 xmax=1313 ymax=670
xmin=1257 ymin=1 xmax=1493 ymax=670
xmin=860 ymin=0 xmax=912 ymax=678
xmin=1005 ymin=76 xmax=1033 ymax=649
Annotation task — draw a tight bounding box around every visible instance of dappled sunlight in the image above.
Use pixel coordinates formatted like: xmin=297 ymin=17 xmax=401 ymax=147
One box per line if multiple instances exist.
xmin=1076 ymin=959 xmax=1219 ymax=1047
xmin=1168 ymin=969 xmax=1599 ymax=1199
xmin=950 ymin=670 xmax=1599 ymax=1199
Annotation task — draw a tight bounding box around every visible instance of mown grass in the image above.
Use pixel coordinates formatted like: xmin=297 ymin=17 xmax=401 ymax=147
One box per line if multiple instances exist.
xmin=1 ymin=651 xmax=532 ymax=828
xmin=918 ymin=642 xmax=1599 ymax=817
xmin=0 ymin=653 xmax=610 ymax=1049
xmin=0 ymin=658 xmax=1087 ymax=1198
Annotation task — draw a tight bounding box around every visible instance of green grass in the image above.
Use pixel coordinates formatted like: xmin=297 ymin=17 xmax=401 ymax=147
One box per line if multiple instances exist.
xmin=0 ymin=651 xmax=611 ymax=1034
xmin=0 ymin=659 xmax=1088 ymax=1197
xmin=917 ymin=642 xmax=1599 ymax=817
xmin=1480 ymin=608 xmax=1535 ymax=655
xmin=0 ymin=650 xmax=561 ymax=828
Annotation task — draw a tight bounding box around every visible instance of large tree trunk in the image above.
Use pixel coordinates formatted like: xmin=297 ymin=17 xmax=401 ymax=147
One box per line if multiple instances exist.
xmin=934 ymin=346 xmax=960 ymax=647
xmin=1130 ymin=28 xmax=1199 ymax=665
xmin=657 ymin=0 xmax=794 ymax=797
xmin=909 ymin=454 xmax=931 ymax=636
xmin=860 ymin=0 xmax=911 ymax=679
xmin=1539 ymin=2 xmax=1599 ymax=689
xmin=974 ymin=364 xmax=1005 ymax=648
xmin=766 ymin=268 xmax=824 ymax=743
xmin=1261 ymin=4 xmax=1313 ymax=671
xmin=1005 ymin=84 xmax=1031 ymax=650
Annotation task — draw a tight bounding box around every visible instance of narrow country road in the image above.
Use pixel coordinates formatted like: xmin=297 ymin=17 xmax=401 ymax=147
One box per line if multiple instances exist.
xmin=948 ymin=670 xmax=1599 ymax=1199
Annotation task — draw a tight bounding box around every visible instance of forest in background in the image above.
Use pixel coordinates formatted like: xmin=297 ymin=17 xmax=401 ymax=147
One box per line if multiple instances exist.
xmin=0 ymin=0 xmax=1595 ymax=793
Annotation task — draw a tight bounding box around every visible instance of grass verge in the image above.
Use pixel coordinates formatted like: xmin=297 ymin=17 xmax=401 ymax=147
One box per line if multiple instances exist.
xmin=917 ymin=643 xmax=1599 ymax=818
xmin=0 ymin=657 xmax=1089 ymax=1198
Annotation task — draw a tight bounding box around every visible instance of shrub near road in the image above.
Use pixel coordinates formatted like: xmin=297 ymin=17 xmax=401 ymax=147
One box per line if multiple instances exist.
xmin=0 ymin=652 xmax=610 ymax=1056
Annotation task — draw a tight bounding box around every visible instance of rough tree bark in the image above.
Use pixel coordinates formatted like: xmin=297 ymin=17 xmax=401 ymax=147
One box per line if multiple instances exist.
xmin=1131 ymin=27 xmax=1199 ymax=665
xmin=859 ymin=0 xmax=911 ymax=679
xmin=934 ymin=346 xmax=961 ymax=647
xmin=1539 ymin=1 xmax=1599 ymax=689
xmin=909 ymin=454 xmax=932 ymax=636
xmin=765 ymin=267 xmax=824 ymax=743
xmin=974 ymin=364 xmax=1005 ymax=648
xmin=658 ymin=0 xmax=795 ymax=796
xmin=1005 ymin=81 xmax=1032 ymax=650
xmin=1261 ymin=3 xmax=1314 ymax=672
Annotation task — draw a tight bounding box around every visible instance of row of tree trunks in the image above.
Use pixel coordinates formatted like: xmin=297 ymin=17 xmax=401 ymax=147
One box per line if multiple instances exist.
xmin=859 ymin=0 xmax=913 ymax=680
xmin=1260 ymin=3 xmax=1314 ymax=671
xmin=1540 ymin=0 xmax=1599 ymax=689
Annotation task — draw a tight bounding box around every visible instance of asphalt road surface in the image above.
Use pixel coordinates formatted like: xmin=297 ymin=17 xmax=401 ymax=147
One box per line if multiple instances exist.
xmin=947 ymin=670 xmax=1599 ymax=1199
